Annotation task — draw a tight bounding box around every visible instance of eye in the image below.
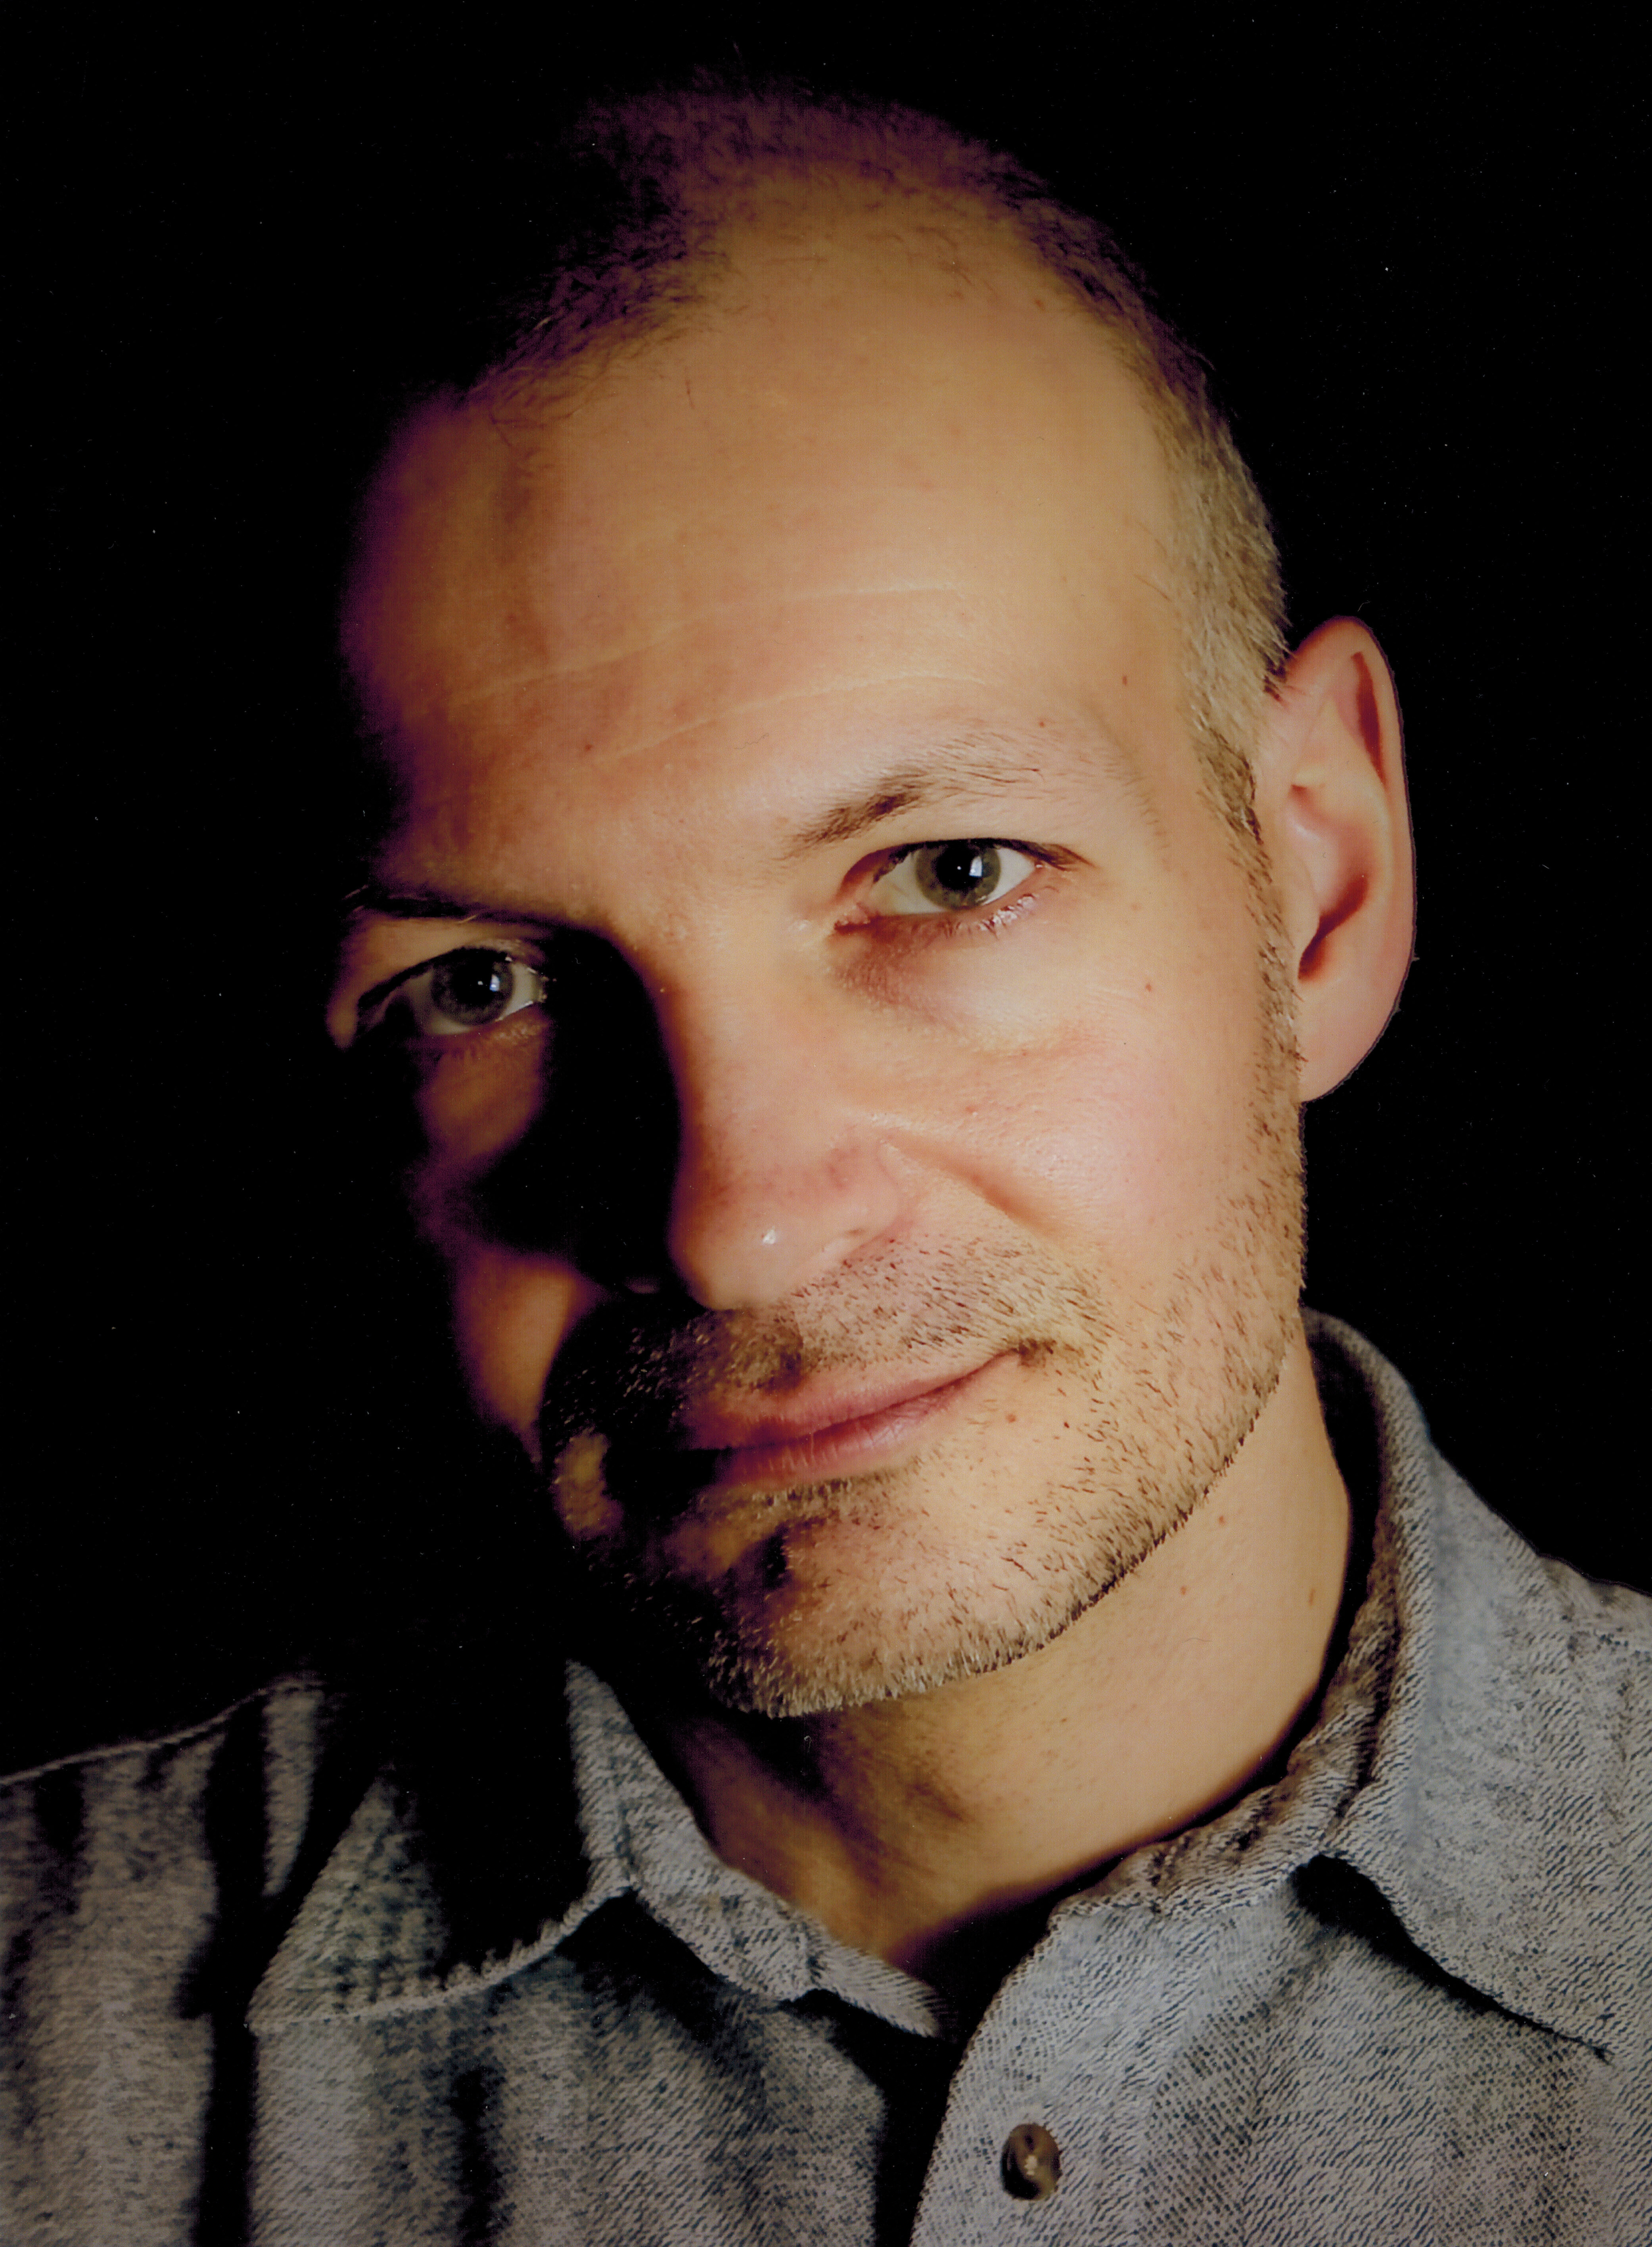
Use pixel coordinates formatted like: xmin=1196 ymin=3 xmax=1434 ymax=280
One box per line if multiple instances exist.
xmin=356 ymin=947 xmax=549 ymax=1041
xmin=864 ymin=840 xmax=1038 ymax=917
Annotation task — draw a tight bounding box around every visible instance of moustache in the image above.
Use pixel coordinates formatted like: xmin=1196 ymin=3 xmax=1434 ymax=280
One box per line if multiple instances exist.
xmin=535 ymin=1241 xmax=1112 ymax=1524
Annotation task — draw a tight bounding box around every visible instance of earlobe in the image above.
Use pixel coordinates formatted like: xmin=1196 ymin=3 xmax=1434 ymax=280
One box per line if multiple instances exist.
xmin=1257 ymin=618 xmax=1415 ymax=1100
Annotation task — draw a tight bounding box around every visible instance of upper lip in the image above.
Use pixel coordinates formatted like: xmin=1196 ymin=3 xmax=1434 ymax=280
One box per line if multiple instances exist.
xmin=677 ymin=1355 xmax=1003 ymax=1452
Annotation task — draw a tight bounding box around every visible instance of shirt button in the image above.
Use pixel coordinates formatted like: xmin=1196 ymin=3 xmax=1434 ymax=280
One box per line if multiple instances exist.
xmin=1000 ymin=2121 xmax=1062 ymax=2200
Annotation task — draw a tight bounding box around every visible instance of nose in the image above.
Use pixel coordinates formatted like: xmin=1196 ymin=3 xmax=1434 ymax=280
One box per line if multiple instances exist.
xmin=466 ymin=935 xmax=906 ymax=1308
xmin=661 ymin=985 xmax=905 ymax=1310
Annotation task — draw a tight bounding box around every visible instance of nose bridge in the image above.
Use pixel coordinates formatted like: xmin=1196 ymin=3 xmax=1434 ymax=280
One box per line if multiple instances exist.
xmin=656 ymin=959 xmax=902 ymax=1310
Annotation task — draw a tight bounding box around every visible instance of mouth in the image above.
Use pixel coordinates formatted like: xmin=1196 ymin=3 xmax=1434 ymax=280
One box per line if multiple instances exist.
xmin=677 ymin=1352 xmax=1017 ymax=1492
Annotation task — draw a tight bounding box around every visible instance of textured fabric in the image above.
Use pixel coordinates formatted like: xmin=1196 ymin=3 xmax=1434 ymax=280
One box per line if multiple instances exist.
xmin=4 ymin=1315 xmax=1649 ymax=2243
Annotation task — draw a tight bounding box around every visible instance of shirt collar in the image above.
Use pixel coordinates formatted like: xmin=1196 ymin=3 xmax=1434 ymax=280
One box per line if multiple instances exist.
xmin=251 ymin=1315 xmax=1644 ymax=2061
xmin=1305 ymin=1315 xmax=1646 ymax=2063
xmin=249 ymin=1654 xmax=944 ymax=2041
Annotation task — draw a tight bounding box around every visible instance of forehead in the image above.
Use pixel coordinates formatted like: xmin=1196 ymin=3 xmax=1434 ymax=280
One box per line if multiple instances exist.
xmin=345 ymin=201 xmax=1186 ymax=878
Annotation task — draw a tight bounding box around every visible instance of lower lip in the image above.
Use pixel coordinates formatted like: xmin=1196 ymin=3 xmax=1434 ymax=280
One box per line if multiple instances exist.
xmin=697 ymin=1354 xmax=1016 ymax=1492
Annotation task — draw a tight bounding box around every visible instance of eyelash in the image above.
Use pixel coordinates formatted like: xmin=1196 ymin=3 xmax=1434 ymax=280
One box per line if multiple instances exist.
xmin=843 ymin=839 xmax=1058 ymax=939
xmin=863 ymin=888 xmax=1043 ymax=945
xmin=349 ymin=839 xmax=1060 ymax=1043
xmin=353 ymin=946 xmax=551 ymax=1045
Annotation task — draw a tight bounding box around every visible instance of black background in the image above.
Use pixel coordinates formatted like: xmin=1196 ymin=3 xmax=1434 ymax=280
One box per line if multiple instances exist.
xmin=10 ymin=11 xmax=1641 ymax=1769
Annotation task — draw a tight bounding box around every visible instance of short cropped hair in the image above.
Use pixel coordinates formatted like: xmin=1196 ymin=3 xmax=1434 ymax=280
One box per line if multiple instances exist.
xmin=455 ymin=75 xmax=1289 ymax=840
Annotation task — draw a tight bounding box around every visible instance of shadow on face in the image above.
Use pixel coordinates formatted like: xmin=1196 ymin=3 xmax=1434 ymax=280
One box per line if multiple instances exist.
xmin=464 ymin=928 xmax=683 ymax=1292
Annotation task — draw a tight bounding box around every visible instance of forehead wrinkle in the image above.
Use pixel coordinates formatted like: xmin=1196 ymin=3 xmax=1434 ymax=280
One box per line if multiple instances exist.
xmin=400 ymin=673 xmax=1027 ymax=778
xmin=387 ymin=581 xmax=968 ymax=728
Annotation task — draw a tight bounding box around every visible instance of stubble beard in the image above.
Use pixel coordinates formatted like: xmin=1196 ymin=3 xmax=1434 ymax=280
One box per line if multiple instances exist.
xmin=541 ymin=910 xmax=1305 ymax=1720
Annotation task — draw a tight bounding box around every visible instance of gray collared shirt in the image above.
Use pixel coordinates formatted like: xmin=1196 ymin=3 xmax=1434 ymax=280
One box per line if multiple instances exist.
xmin=6 ymin=1316 xmax=1650 ymax=2242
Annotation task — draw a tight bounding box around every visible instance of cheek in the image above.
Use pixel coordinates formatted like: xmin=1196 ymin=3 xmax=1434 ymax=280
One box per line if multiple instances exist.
xmin=399 ymin=1026 xmax=575 ymax=1440
xmin=405 ymin=1016 xmax=551 ymax=1198
xmin=932 ymin=947 xmax=1279 ymax=1254
xmin=445 ymin=1243 xmax=603 ymax=1445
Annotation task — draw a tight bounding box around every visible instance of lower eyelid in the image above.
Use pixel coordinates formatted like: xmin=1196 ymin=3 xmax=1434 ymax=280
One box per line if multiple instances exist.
xmin=848 ymin=884 xmax=1045 ymax=944
xmin=405 ymin=1009 xmax=551 ymax=1063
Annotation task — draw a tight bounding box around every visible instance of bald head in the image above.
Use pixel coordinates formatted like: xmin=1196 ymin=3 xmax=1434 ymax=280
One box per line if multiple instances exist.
xmin=347 ymin=187 xmax=1184 ymax=816
xmin=348 ymin=81 xmax=1285 ymax=835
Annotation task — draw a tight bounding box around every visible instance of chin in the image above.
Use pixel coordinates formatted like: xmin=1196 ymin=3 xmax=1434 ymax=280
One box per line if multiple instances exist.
xmin=574 ymin=1472 xmax=1181 ymax=1719
xmin=689 ymin=1559 xmax=1111 ymax=1719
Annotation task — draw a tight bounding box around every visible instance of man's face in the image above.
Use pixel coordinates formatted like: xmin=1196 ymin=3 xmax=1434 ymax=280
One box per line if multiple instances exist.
xmin=335 ymin=201 xmax=1304 ymax=1716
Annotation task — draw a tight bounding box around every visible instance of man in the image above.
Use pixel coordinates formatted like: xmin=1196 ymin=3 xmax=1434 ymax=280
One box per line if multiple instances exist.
xmin=5 ymin=81 xmax=1647 ymax=2245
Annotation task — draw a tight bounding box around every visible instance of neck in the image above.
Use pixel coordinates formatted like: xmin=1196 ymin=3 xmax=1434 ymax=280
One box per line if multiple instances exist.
xmin=628 ymin=1321 xmax=1351 ymax=2019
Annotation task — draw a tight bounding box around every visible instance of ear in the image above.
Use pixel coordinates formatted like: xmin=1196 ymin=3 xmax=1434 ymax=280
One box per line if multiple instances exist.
xmin=1254 ymin=618 xmax=1415 ymax=1100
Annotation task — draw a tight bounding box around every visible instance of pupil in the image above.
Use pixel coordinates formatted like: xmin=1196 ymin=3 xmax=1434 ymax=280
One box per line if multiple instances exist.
xmin=431 ymin=951 xmax=512 ymax=1022
xmin=916 ymin=840 xmax=1001 ymax=909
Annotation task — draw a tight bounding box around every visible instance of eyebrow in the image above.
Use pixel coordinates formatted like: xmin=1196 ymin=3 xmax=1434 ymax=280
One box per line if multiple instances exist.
xmin=778 ymin=740 xmax=1088 ymax=861
xmin=341 ymin=884 xmax=544 ymax=924
xmin=344 ymin=732 xmax=1119 ymax=925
